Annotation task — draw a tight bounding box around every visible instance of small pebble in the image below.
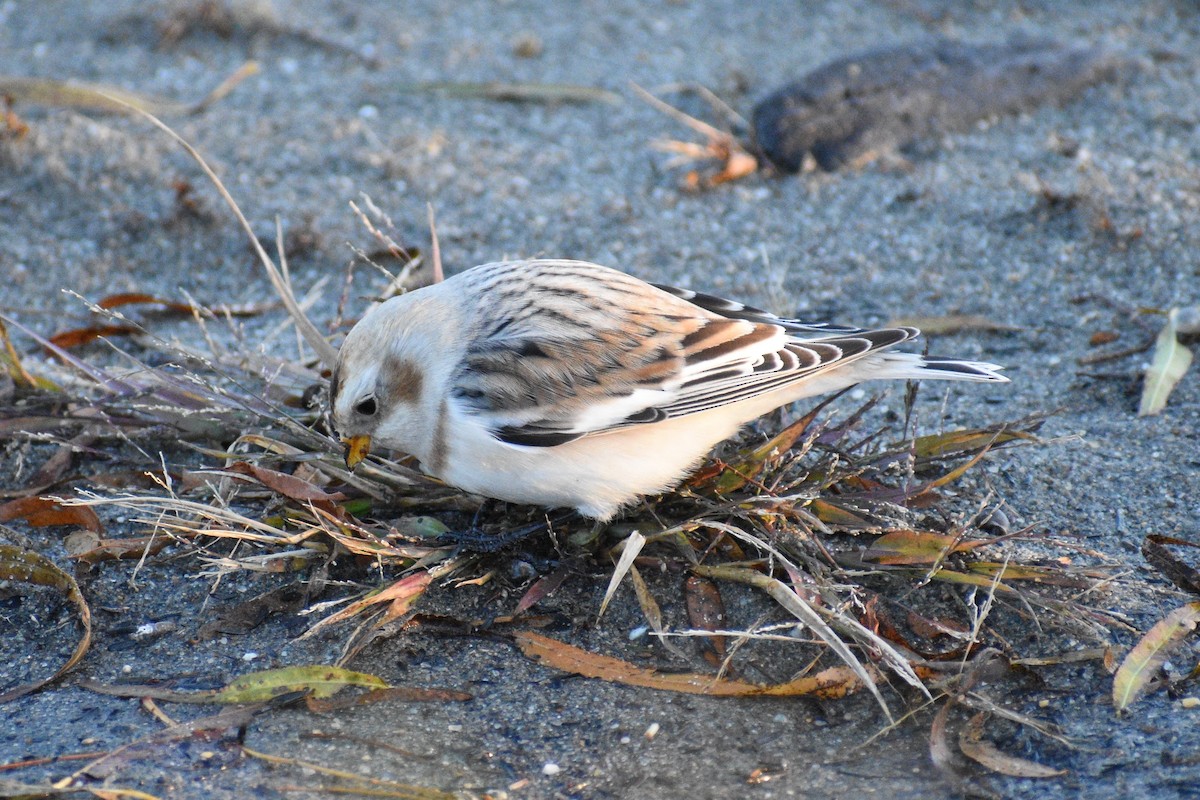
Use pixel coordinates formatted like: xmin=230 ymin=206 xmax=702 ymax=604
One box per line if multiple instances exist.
xmin=512 ymin=32 xmax=543 ymax=58
xmin=542 ymin=762 xmax=561 ymax=776
xmin=1173 ymin=306 xmax=1200 ymax=334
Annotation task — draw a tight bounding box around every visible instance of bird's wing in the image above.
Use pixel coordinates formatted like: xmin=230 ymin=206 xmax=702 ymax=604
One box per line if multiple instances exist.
xmin=649 ymin=283 xmax=870 ymax=338
xmin=448 ymin=263 xmax=917 ymax=447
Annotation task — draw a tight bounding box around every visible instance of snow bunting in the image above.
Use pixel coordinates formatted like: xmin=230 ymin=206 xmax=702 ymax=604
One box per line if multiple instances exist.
xmin=331 ymin=259 xmax=1007 ymax=520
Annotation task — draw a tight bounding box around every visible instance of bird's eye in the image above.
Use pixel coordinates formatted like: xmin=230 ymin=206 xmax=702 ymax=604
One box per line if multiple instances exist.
xmin=354 ymin=395 xmax=378 ymax=416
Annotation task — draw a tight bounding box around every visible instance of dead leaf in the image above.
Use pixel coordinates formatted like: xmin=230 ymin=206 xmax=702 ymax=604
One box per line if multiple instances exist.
xmin=864 ymin=530 xmax=990 ymax=566
xmin=512 ymin=630 xmax=863 ymax=697
xmin=514 ymin=561 xmax=573 ymax=615
xmin=396 ymin=81 xmax=621 ymax=105
xmin=1113 ymin=601 xmax=1200 ymax=712
xmin=303 ymin=570 xmax=432 ymax=636
xmin=0 ymin=318 xmax=56 ymax=390
xmin=0 ymin=545 xmax=92 ymax=703
xmin=627 ymin=563 xmax=687 ymax=660
xmin=809 ymin=498 xmax=877 ymax=528
xmin=684 ymin=575 xmax=728 ymax=665
xmin=0 ymin=75 xmax=192 ymax=115
xmin=910 ymin=427 xmax=1033 ymax=460
xmin=0 ymin=63 xmax=257 ymax=116
xmin=1142 ymin=535 xmax=1200 ymax=596
xmin=79 ymin=705 xmax=262 ymax=780
xmin=0 ymin=496 xmax=103 ymax=532
xmin=959 ymin=712 xmax=1067 ymax=777
xmin=1139 ymin=309 xmax=1194 ymax=416
xmin=48 ymin=324 xmax=142 ymax=349
xmin=225 ymin=461 xmax=347 ymax=506
xmin=240 ymin=745 xmax=456 ymax=799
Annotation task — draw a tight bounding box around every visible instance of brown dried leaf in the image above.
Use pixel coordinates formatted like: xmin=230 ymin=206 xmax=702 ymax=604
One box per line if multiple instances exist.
xmin=1142 ymin=535 xmax=1200 ymax=596
xmin=626 ymin=563 xmax=687 ymax=660
xmin=397 ymin=80 xmax=621 ymax=105
xmin=907 ymin=610 xmax=970 ymax=641
xmin=809 ymin=498 xmax=876 ymax=529
xmin=513 ymin=631 xmax=864 ymax=698
xmin=305 ymin=570 xmax=433 ymax=636
xmin=1113 ymin=601 xmax=1200 ymax=712
xmin=966 ymin=561 xmax=1092 ymax=588
xmin=928 ymin=699 xmax=957 ymax=774
xmin=48 ymin=324 xmax=142 ymax=349
xmin=225 ymin=461 xmax=347 ymax=505
xmin=684 ymin=575 xmax=727 ymax=664
xmin=0 ymin=496 xmax=103 ymax=532
xmin=958 ymin=712 xmax=1066 ymax=777
xmin=514 ymin=561 xmax=574 ymax=615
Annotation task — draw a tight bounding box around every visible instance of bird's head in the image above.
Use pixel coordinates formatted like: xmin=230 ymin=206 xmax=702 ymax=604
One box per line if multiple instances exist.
xmin=329 ymin=293 xmax=443 ymax=469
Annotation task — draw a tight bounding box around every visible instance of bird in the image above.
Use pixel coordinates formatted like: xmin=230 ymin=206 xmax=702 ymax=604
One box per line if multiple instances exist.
xmin=330 ymin=259 xmax=1007 ymax=521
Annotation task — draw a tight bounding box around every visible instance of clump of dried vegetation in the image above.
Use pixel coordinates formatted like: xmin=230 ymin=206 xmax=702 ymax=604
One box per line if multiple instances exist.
xmin=1 ymin=106 xmax=1192 ymax=796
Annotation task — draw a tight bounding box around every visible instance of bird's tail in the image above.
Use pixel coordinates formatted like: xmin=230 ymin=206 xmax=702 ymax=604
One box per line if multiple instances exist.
xmin=868 ymin=352 xmax=1009 ymax=383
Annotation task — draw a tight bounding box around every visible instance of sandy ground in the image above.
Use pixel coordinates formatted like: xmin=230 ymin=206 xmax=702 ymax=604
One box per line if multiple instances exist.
xmin=2 ymin=1 xmax=1199 ymax=798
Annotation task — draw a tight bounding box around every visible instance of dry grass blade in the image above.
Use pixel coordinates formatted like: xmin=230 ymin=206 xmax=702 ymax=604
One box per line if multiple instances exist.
xmin=427 ymin=203 xmax=444 ymax=285
xmin=599 ymin=530 xmax=645 ymax=618
xmin=396 ymin=80 xmax=621 ymax=105
xmin=0 ymin=63 xmax=257 ymax=116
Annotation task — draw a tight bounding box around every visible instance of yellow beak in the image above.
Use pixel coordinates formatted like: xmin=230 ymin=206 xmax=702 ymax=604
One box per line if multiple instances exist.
xmin=343 ymin=434 xmax=372 ymax=469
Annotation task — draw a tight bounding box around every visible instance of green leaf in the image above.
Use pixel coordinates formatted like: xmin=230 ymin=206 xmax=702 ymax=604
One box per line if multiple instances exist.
xmin=213 ymin=665 xmax=390 ymax=703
